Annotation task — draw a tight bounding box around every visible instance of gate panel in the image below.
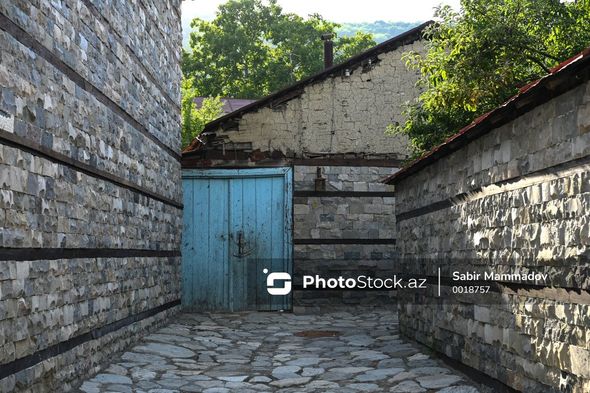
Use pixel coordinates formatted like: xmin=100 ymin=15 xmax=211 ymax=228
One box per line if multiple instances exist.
xmin=207 ymin=179 xmax=230 ymax=309
xmin=182 ymin=168 xmax=292 ymax=311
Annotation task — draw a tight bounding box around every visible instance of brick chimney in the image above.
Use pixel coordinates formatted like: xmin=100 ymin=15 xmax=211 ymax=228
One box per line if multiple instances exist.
xmin=321 ymin=33 xmax=334 ymax=69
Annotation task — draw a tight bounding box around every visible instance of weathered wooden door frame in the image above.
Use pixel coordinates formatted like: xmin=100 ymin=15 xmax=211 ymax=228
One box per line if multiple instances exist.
xmin=181 ymin=167 xmax=293 ymax=311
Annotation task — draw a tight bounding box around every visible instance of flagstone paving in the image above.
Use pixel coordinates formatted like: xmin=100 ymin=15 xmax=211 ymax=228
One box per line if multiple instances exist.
xmin=78 ymin=311 xmax=482 ymax=393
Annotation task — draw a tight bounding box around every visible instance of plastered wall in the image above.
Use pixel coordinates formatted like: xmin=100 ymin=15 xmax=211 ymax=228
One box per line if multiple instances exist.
xmin=203 ymin=40 xmax=425 ymax=160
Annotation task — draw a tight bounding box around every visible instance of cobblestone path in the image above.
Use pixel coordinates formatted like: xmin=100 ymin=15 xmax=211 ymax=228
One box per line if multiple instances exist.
xmin=79 ymin=311 xmax=481 ymax=393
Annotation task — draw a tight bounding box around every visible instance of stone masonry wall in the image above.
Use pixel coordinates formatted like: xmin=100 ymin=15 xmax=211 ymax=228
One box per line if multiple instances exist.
xmin=395 ymin=80 xmax=590 ymax=392
xmin=185 ymin=34 xmax=425 ymax=310
xmin=0 ymin=1 xmax=182 ymax=391
xmin=293 ymin=165 xmax=398 ymax=310
xmin=204 ymin=40 xmax=425 ymax=160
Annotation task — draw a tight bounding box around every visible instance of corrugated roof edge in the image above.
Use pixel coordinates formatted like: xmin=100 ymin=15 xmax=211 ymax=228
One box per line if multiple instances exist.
xmin=183 ymin=21 xmax=433 ymax=154
xmin=383 ymin=46 xmax=590 ymax=185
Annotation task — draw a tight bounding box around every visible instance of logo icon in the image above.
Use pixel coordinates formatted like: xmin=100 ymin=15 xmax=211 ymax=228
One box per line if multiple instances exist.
xmin=263 ymin=268 xmax=292 ymax=295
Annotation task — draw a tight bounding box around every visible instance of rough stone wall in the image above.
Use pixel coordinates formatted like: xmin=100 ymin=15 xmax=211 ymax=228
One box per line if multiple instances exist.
xmin=183 ymin=36 xmax=424 ymax=310
xmin=294 ymin=195 xmax=395 ymax=240
xmin=0 ymin=1 xmax=182 ymax=391
xmin=395 ymin=80 xmax=590 ymax=392
xmin=205 ymin=40 xmax=425 ymax=160
xmin=185 ymin=36 xmax=425 ymax=310
xmin=294 ymin=165 xmax=396 ymax=192
xmin=293 ymin=165 xmax=398 ymax=310
xmin=293 ymin=166 xmax=395 ymax=240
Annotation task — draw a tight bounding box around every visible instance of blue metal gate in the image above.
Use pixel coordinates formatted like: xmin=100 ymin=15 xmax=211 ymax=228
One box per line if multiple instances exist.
xmin=182 ymin=168 xmax=293 ymax=311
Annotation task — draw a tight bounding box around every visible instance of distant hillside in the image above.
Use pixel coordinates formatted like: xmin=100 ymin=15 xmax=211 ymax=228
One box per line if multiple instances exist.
xmin=337 ymin=21 xmax=423 ymax=43
xmin=183 ymin=20 xmax=424 ymax=49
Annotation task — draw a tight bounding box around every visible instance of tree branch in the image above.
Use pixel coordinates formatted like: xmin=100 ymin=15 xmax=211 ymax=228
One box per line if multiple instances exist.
xmin=525 ymin=55 xmax=551 ymax=74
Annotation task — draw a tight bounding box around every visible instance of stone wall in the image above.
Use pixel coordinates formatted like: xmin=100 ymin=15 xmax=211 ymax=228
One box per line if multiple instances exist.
xmin=293 ymin=165 xmax=398 ymax=311
xmin=294 ymin=195 xmax=395 ymax=240
xmin=199 ymin=39 xmax=425 ymax=161
xmin=183 ymin=31 xmax=426 ymax=310
xmin=394 ymin=80 xmax=590 ymax=392
xmin=0 ymin=1 xmax=182 ymax=391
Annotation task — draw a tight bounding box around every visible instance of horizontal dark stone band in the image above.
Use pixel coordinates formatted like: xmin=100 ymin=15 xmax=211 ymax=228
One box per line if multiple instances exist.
xmin=435 ymin=352 xmax=520 ymax=393
xmin=0 ymin=299 xmax=180 ymax=380
xmin=292 ymin=157 xmax=403 ymax=167
xmin=0 ymin=248 xmax=181 ymax=261
xmin=79 ymin=0 xmax=179 ymax=111
xmin=182 ymin=155 xmax=403 ymax=169
xmin=0 ymin=129 xmax=183 ymax=209
xmin=294 ymin=239 xmax=396 ymax=245
xmin=0 ymin=12 xmax=181 ymax=162
xmin=396 ymin=199 xmax=453 ymax=222
xmin=396 ymin=153 xmax=590 ymax=222
xmin=395 ymin=274 xmax=590 ymax=294
xmin=294 ymin=191 xmax=396 ymax=197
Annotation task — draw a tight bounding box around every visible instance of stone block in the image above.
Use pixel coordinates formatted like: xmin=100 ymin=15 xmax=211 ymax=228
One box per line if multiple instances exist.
xmin=353 ymin=182 xmax=368 ymax=192
xmin=569 ymin=346 xmax=590 ymax=378
xmin=294 ymin=204 xmax=310 ymax=215
xmin=474 ymin=306 xmax=491 ymax=324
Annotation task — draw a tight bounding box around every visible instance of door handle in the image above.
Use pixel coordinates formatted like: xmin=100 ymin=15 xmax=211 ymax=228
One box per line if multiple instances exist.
xmin=233 ymin=231 xmax=255 ymax=258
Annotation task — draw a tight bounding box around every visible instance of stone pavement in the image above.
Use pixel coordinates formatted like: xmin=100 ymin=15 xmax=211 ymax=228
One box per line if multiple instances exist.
xmin=78 ymin=311 xmax=482 ymax=393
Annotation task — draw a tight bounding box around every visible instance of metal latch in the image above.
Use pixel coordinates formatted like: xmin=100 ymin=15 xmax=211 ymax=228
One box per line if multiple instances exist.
xmin=233 ymin=231 xmax=255 ymax=258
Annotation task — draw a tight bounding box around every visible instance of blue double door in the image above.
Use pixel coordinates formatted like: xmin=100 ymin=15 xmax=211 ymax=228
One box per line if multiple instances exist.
xmin=182 ymin=168 xmax=293 ymax=311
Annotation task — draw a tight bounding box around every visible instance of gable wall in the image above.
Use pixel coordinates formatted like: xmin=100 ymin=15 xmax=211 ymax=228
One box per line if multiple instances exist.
xmin=200 ymin=39 xmax=424 ymax=161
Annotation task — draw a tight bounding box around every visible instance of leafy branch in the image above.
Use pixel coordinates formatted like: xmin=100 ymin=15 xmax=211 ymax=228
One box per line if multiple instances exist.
xmin=389 ymin=0 xmax=590 ymax=157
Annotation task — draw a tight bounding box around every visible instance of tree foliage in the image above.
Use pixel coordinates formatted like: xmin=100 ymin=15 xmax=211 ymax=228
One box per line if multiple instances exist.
xmin=389 ymin=0 xmax=590 ymax=156
xmin=181 ymin=0 xmax=376 ymax=99
xmin=181 ymin=78 xmax=223 ymax=148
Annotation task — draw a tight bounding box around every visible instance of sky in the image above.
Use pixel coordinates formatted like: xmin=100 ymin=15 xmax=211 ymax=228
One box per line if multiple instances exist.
xmin=181 ymin=0 xmax=462 ymax=47
xmin=181 ymin=0 xmax=461 ymax=24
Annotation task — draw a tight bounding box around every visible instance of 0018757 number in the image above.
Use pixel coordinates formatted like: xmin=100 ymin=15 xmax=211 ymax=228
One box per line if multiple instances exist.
xmin=452 ymin=285 xmax=490 ymax=294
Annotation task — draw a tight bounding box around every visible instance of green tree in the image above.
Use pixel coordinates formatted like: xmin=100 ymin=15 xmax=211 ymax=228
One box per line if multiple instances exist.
xmin=181 ymin=78 xmax=223 ymax=148
xmin=389 ymin=0 xmax=590 ymax=156
xmin=182 ymin=0 xmax=375 ymax=99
